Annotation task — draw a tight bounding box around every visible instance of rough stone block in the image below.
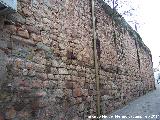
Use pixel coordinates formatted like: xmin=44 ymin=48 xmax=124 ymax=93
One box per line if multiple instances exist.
xmin=58 ymin=68 xmax=68 ymax=75
xmin=17 ymin=29 xmax=30 ymax=39
xmin=73 ymin=87 xmax=82 ymax=97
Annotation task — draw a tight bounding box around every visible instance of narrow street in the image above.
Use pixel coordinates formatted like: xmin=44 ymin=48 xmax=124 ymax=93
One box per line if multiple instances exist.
xmin=104 ymin=82 xmax=160 ymax=120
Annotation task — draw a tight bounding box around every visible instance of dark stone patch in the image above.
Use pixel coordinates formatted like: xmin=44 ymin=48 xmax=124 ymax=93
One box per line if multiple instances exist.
xmin=67 ymin=51 xmax=77 ymax=60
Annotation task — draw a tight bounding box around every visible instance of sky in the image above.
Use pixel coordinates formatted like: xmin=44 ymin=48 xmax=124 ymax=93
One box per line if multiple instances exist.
xmin=105 ymin=0 xmax=160 ymax=68
xmin=138 ymin=0 xmax=160 ymax=68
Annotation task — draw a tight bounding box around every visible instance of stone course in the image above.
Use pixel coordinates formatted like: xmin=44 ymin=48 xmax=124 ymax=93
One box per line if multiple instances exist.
xmin=0 ymin=0 xmax=155 ymax=120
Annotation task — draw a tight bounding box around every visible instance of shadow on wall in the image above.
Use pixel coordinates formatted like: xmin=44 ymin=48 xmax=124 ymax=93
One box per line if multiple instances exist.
xmin=0 ymin=49 xmax=7 ymax=81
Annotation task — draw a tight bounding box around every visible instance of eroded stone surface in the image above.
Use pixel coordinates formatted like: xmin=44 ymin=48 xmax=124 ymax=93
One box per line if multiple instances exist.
xmin=0 ymin=0 xmax=155 ymax=119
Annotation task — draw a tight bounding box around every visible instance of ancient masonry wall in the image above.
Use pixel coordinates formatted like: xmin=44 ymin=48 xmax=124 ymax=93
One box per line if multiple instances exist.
xmin=0 ymin=0 xmax=155 ymax=119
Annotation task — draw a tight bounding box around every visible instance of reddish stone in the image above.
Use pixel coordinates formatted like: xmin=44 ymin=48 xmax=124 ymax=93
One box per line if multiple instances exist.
xmin=35 ymin=91 xmax=47 ymax=97
xmin=0 ymin=113 xmax=4 ymax=120
xmin=73 ymin=87 xmax=82 ymax=97
xmin=18 ymin=80 xmax=29 ymax=87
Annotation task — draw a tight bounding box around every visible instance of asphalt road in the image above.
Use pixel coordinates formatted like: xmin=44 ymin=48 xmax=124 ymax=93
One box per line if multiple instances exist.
xmin=103 ymin=82 xmax=160 ymax=120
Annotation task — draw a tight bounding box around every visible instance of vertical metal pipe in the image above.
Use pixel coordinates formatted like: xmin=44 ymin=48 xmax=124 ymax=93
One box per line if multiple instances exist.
xmin=91 ymin=0 xmax=100 ymax=119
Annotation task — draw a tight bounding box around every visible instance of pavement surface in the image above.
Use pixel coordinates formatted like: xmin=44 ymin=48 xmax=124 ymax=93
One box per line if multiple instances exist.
xmin=103 ymin=82 xmax=160 ymax=120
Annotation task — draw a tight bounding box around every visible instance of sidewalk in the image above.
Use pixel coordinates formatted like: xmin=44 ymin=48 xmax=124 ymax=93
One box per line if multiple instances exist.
xmin=104 ymin=82 xmax=160 ymax=120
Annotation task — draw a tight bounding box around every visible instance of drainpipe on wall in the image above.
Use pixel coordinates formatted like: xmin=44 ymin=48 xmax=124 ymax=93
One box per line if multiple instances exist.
xmin=91 ymin=0 xmax=101 ymax=119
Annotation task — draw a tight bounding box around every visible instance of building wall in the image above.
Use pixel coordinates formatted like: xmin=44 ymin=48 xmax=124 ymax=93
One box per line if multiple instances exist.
xmin=0 ymin=0 xmax=155 ymax=119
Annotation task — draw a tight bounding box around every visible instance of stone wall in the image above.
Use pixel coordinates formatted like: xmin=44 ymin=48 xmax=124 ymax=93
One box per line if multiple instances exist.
xmin=0 ymin=0 xmax=155 ymax=119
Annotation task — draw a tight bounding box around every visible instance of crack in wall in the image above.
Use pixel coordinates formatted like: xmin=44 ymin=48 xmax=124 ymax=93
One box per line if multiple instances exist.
xmin=135 ymin=39 xmax=141 ymax=69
